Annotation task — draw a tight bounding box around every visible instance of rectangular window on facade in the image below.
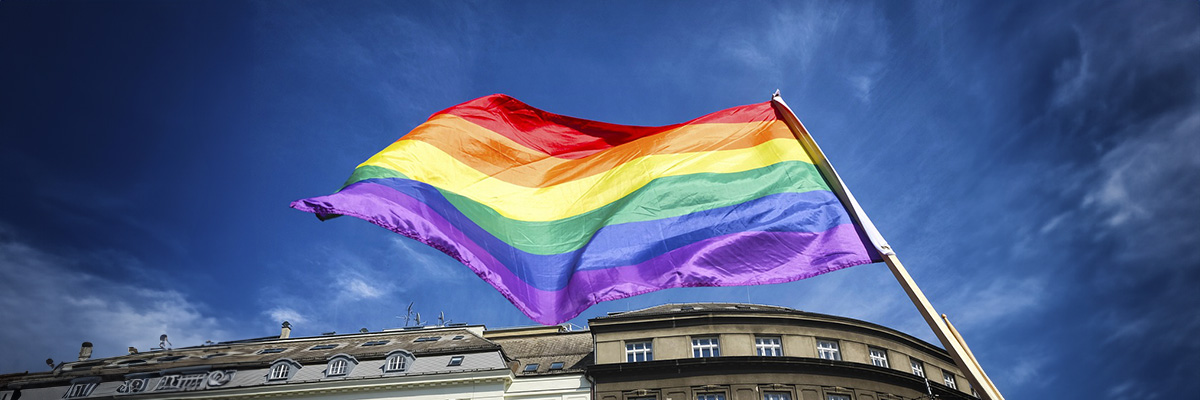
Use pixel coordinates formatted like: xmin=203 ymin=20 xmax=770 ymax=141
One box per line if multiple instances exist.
xmin=755 ymin=336 xmax=783 ymax=356
xmin=696 ymin=393 xmax=725 ymax=400
xmin=868 ymin=347 xmax=889 ymax=367
xmin=625 ymin=340 xmax=653 ymax=362
xmin=816 ymin=340 xmax=841 ymax=361
xmin=825 ymin=395 xmax=850 ymax=400
xmin=943 ymin=370 xmax=957 ymax=389
xmin=692 ymin=337 xmax=720 ymax=358
xmin=763 ymin=392 xmax=791 ymax=400
xmin=910 ymin=359 xmax=925 ymax=377
xmin=448 ymin=356 xmax=464 ymax=366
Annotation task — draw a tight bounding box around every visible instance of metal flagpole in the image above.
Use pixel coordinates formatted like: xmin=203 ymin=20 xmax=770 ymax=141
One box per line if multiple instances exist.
xmin=769 ymin=91 xmax=1004 ymax=400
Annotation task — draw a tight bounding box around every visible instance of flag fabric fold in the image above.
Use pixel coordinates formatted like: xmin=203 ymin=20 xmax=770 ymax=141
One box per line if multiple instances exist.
xmin=292 ymin=94 xmax=881 ymax=324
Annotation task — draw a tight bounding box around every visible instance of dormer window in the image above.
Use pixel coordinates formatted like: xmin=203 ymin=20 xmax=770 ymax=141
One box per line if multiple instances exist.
xmin=269 ymin=363 xmax=290 ymax=380
xmin=329 ymin=359 xmax=348 ymax=375
xmin=266 ymin=359 xmax=301 ymax=382
xmin=386 ymin=355 xmax=406 ymax=372
xmin=325 ymin=354 xmax=359 ymax=377
xmin=383 ymin=350 xmax=413 ymax=373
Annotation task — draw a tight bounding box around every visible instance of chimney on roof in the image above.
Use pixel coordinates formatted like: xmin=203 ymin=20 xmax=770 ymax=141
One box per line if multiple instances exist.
xmin=280 ymin=321 xmax=292 ymax=339
xmin=78 ymin=342 xmax=93 ymax=361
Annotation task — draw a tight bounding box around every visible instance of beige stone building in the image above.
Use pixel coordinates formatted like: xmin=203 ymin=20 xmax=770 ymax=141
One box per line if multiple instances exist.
xmin=588 ymin=303 xmax=976 ymax=400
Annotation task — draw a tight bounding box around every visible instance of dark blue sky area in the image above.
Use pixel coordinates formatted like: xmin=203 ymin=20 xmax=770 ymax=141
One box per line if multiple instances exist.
xmin=2 ymin=2 xmax=1198 ymax=398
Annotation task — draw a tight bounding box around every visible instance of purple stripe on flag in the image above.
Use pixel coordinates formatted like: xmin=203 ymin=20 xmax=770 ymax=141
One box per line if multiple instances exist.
xmin=293 ymin=183 xmax=876 ymax=324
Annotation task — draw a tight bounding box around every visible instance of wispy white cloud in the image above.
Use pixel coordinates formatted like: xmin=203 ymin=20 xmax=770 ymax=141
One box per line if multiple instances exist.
xmin=944 ymin=276 xmax=1048 ymax=331
xmin=0 ymin=230 xmax=234 ymax=372
xmin=266 ymin=307 xmax=307 ymax=325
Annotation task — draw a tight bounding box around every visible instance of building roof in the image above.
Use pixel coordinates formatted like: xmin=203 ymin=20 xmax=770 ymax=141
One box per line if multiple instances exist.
xmin=595 ymin=303 xmax=798 ymax=318
xmin=488 ymin=330 xmax=593 ymax=376
xmin=1 ymin=325 xmax=503 ymax=392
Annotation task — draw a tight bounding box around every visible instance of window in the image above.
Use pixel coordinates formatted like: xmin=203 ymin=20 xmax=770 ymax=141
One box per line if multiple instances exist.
xmin=910 ymin=359 xmax=925 ymax=377
xmin=523 ymin=363 xmax=539 ymax=372
xmin=697 ymin=393 xmax=725 ymax=400
xmin=452 ymin=335 xmax=465 ymax=340
xmin=414 ymin=336 xmax=441 ymax=342
xmin=943 ymin=370 xmax=957 ymax=389
xmin=385 ymin=355 xmax=407 ymax=372
xmin=625 ymin=340 xmax=653 ymax=362
xmin=755 ymin=336 xmax=782 ymax=356
xmin=269 ymin=363 xmax=290 ymax=380
xmin=259 ymin=348 xmax=286 ymax=354
xmin=826 ymin=395 xmax=850 ymax=400
xmin=362 ymin=340 xmax=389 ymax=347
xmin=328 ymin=359 xmax=348 ymax=376
xmin=816 ymin=340 xmax=841 ymax=361
xmin=448 ymin=356 xmax=464 ymax=366
xmin=692 ymin=337 xmax=720 ymax=358
xmin=309 ymin=344 xmax=337 ymax=350
xmin=157 ymin=355 xmax=186 ymax=362
xmin=763 ymin=392 xmax=791 ymax=400
xmin=868 ymin=347 xmax=889 ymax=367
xmin=549 ymin=361 xmax=564 ymax=370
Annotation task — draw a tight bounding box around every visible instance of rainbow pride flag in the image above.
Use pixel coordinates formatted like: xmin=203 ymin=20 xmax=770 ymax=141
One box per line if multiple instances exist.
xmin=292 ymin=94 xmax=882 ymax=324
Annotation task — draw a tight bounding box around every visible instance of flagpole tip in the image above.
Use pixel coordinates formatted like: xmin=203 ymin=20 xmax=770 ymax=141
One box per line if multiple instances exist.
xmin=772 ymin=89 xmax=781 ymax=99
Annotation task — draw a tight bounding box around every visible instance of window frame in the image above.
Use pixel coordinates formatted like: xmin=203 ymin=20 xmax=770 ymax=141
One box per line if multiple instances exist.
xmin=382 ymin=350 xmax=412 ymax=373
xmin=328 ymin=358 xmax=348 ymax=376
xmin=266 ymin=358 xmax=300 ymax=382
xmin=815 ymin=339 xmax=841 ymax=361
xmin=942 ymin=369 xmax=958 ymax=389
xmin=825 ymin=394 xmax=852 ymax=400
xmin=447 ymin=355 xmax=464 ymax=366
xmin=755 ymin=336 xmax=783 ymax=356
xmin=625 ymin=340 xmax=654 ymax=362
xmin=696 ymin=392 xmax=726 ymax=400
xmin=325 ymin=354 xmax=359 ymax=377
xmin=268 ymin=363 xmax=290 ymax=381
xmin=523 ymin=363 xmax=539 ymax=372
xmin=691 ymin=336 xmax=721 ymax=358
xmin=762 ymin=391 xmax=792 ymax=400
xmin=868 ymin=347 xmax=889 ymax=368
xmin=910 ymin=358 xmax=925 ymax=377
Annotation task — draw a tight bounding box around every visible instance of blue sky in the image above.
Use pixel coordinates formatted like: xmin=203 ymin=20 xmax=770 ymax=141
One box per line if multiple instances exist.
xmin=2 ymin=1 xmax=1197 ymax=397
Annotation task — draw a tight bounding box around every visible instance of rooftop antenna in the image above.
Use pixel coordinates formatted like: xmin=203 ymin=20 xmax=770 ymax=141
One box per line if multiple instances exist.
xmin=159 ymin=334 xmax=172 ymax=350
xmin=359 ymin=328 xmax=369 ymax=333
xmin=414 ymin=312 xmax=422 ymax=326
xmin=397 ymin=302 xmax=415 ymax=326
xmin=438 ymin=311 xmax=447 ymax=326
xmin=45 ymin=358 xmax=54 ymax=369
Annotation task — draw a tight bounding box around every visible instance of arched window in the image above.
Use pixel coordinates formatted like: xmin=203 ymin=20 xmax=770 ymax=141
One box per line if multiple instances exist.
xmin=382 ymin=350 xmax=413 ymax=373
xmin=325 ymin=354 xmax=359 ymax=378
xmin=385 ymin=354 xmax=406 ymax=372
xmin=266 ymin=358 xmax=300 ymax=382
xmin=269 ymin=363 xmax=290 ymax=380
xmin=329 ymin=359 xmax=347 ymax=376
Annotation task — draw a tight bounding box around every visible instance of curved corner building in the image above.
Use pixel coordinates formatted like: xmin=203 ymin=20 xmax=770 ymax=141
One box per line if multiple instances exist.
xmin=587 ymin=303 xmax=977 ymax=400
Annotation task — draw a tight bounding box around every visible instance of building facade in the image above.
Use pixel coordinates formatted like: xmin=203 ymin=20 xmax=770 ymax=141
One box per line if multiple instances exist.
xmin=0 ymin=324 xmax=523 ymax=400
xmin=588 ymin=304 xmax=975 ymax=400
xmin=1 ymin=303 xmax=975 ymax=400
